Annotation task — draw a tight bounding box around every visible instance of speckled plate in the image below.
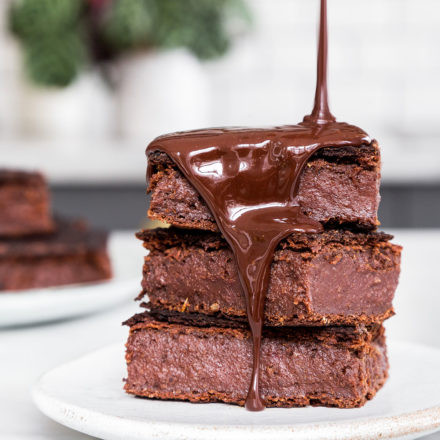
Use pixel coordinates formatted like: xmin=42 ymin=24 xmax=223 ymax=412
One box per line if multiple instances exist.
xmin=0 ymin=233 xmax=142 ymax=327
xmin=32 ymin=340 xmax=440 ymax=440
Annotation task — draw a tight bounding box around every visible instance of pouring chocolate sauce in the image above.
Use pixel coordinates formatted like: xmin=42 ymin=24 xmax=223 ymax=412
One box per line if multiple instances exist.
xmin=147 ymin=0 xmax=370 ymax=411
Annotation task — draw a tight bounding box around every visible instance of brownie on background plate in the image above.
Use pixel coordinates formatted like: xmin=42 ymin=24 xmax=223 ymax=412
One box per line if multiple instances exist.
xmin=0 ymin=169 xmax=54 ymax=237
xmin=0 ymin=218 xmax=112 ymax=291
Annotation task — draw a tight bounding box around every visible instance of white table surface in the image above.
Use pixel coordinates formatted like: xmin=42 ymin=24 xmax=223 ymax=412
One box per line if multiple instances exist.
xmin=1 ymin=230 xmax=440 ymax=440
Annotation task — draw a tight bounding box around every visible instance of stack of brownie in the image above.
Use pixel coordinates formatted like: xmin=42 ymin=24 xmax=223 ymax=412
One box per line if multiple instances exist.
xmin=124 ymin=139 xmax=402 ymax=408
xmin=0 ymin=169 xmax=112 ymax=291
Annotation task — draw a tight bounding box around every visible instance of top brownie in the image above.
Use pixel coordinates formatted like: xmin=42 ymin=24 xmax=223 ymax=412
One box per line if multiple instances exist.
xmin=147 ymin=142 xmax=381 ymax=231
xmin=0 ymin=169 xmax=54 ymax=237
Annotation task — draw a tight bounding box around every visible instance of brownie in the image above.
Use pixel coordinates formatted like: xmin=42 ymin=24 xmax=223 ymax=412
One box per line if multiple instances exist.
xmin=0 ymin=218 xmax=112 ymax=291
xmin=0 ymin=169 xmax=54 ymax=237
xmin=124 ymin=312 xmax=388 ymax=408
xmin=136 ymin=227 xmax=401 ymax=326
xmin=147 ymin=142 xmax=381 ymax=231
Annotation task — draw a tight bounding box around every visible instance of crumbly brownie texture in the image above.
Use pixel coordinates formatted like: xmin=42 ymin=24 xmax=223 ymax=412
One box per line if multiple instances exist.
xmin=0 ymin=169 xmax=54 ymax=237
xmin=147 ymin=143 xmax=381 ymax=231
xmin=0 ymin=218 xmax=112 ymax=291
xmin=136 ymin=228 xmax=401 ymax=326
xmin=124 ymin=312 xmax=388 ymax=408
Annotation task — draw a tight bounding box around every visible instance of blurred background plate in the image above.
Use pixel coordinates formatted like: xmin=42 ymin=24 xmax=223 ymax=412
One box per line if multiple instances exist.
xmin=32 ymin=341 xmax=440 ymax=440
xmin=0 ymin=232 xmax=143 ymax=327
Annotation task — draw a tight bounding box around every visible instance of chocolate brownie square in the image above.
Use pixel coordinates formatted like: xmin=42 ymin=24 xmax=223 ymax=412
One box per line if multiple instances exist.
xmin=147 ymin=142 xmax=381 ymax=231
xmin=124 ymin=312 xmax=388 ymax=408
xmin=0 ymin=169 xmax=54 ymax=237
xmin=136 ymin=228 xmax=401 ymax=326
xmin=0 ymin=218 xmax=112 ymax=291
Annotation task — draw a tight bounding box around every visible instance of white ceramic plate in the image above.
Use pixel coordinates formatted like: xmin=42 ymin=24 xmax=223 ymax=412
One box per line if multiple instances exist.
xmin=0 ymin=233 xmax=142 ymax=327
xmin=32 ymin=340 xmax=440 ymax=440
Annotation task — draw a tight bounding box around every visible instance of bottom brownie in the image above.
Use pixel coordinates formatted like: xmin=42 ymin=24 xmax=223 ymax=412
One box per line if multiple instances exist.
xmin=124 ymin=312 xmax=388 ymax=408
xmin=0 ymin=218 xmax=112 ymax=291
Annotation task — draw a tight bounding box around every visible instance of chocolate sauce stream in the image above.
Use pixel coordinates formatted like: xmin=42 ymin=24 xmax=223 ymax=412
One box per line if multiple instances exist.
xmin=304 ymin=0 xmax=335 ymax=124
xmin=146 ymin=0 xmax=370 ymax=411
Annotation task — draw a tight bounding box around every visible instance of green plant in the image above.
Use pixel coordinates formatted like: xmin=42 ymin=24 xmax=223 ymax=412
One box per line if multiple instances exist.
xmin=101 ymin=0 xmax=251 ymax=60
xmin=10 ymin=0 xmax=87 ymax=87
xmin=23 ymin=33 xmax=87 ymax=87
xmin=9 ymin=0 xmax=251 ymax=88
xmin=99 ymin=0 xmax=153 ymax=51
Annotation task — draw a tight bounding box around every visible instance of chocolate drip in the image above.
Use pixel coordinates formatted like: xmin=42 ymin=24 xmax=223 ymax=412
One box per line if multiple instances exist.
xmin=304 ymin=0 xmax=335 ymax=124
xmin=146 ymin=0 xmax=370 ymax=411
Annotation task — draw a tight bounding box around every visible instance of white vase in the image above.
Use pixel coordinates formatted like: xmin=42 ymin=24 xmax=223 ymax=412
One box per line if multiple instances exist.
xmin=115 ymin=49 xmax=210 ymax=140
xmin=18 ymin=71 xmax=115 ymax=141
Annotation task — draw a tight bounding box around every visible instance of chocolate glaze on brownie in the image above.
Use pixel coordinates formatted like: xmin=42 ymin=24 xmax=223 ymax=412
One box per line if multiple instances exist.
xmin=137 ymin=228 xmax=401 ymax=326
xmin=0 ymin=169 xmax=54 ymax=237
xmin=147 ymin=143 xmax=380 ymax=232
xmin=0 ymin=218 xmax=112 ymax=291
xmin=124 ymin=312 xmax=388 ymax=408
xmin=144 ymin=90 xmax=376 ymax=411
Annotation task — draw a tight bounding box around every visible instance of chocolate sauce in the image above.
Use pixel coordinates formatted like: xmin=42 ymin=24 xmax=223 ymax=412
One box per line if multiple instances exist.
xmin=304 ymin=0 xmax=334 ymax=125
xmin=146 ymin=0 xmax=370 ymax=411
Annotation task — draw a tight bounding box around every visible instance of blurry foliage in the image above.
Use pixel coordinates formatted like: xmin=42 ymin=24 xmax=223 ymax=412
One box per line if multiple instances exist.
xmin=101 ymin=0 xmax=251 ymax=60
xmin=101 ymin=0 xmax=153 ymax=51
xmin=24 ymin=33 xmax=87 ymax=87
xmin=10 ymin=0 xmax=87 ymax=87
xmin=9 ymin=0 xmax=251 ymax=88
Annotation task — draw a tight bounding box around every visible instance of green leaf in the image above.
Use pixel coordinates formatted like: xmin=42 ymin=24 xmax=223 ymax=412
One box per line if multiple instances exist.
xmin=25 ymin=32 xmax=87 ymax=87
xmin=100 ymin=0 xmax=153 ymax=51
xmin=10 ymin=0 xmax=83 ymax=39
